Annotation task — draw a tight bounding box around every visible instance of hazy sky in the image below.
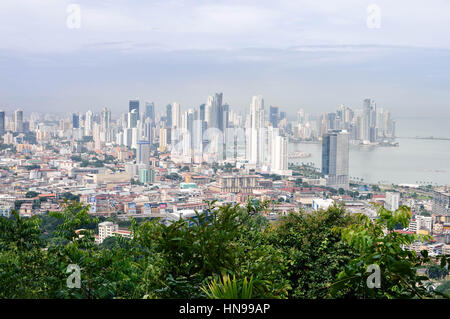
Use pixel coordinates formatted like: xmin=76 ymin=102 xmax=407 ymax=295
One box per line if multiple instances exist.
xmin=1 ymin=0 xmax=450 ymax=118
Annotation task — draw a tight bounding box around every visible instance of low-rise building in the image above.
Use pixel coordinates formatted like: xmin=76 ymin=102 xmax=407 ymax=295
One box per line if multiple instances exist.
xmin=97 ymin=221 xmax=132 ymax=244
xmin=312 ymin=198 xmax=334 ymax=211
xmin=216 ymin=175 xmax=262 ymax=193
xmin=0 ymin=203 xmax=12 ymax=218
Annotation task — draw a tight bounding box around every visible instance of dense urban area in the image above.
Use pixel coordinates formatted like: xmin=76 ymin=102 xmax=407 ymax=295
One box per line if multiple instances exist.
xmin=0 ymin=95 xmax=449 ymax=298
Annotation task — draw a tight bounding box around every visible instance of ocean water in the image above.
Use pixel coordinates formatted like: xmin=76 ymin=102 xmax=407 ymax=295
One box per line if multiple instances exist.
xmin=289 ymin=117 xmax=450 ymax=186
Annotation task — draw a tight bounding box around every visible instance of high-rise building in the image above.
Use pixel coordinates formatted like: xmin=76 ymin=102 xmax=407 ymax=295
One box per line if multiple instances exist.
xmin=172 ymin=102 xmax=181 ymax=130
xmin=144 ymin=102 xmax=155 ymax=122
xmin=271 ymin=133 xmax=289 ymax=175
xmin=139 ymin=168 xmax=155 ymax=184
xmin=136 ymin=140 xmax=151 ymax=164
xmin=362 ymin=98 xmax=377 ymax=142
xmin=100 ymin=107 xmax=111 ymax=131
xmin=72 ymin=113 xmax=79 ymax=129
xmin=124 ymin=128 xmax=133 ymax=147
xmin=247 ymin=95 xmax=265 ymax=166
xmin=166 ymin=104 xmax=172 ymax=128
xmin=321 ymin=129 xmax=350 ymax=190
xmin=199 ymin=104 xmax=206 ymax=122
xmin=84 ymin=110 xmax=93 ymax=136
xmin=218 ymin=103 xmax=229 ymax=132
xmin=143 ymin=117 xmax=154 ymax=144
xmin=0 ymin=110 xmax=5 ymax=135
xmin=205 ymin=93 xmax=223 ymax=130
xmin=14 ymin=109 xmax=23 ymax=133
xmin=131 ymin=127 xmax=139 ymax=149
xmin=128 ymin=109 xmax=138 ymax=129
xmin=129 ymin=100 xmax=140 ymax=118
xmin=269 ymin=106 xmax=279 ymax=128
xmin=159 ymin=127 xmax=169 ymax=152
xmin=385 ymin=192 xmax=400 ymax=211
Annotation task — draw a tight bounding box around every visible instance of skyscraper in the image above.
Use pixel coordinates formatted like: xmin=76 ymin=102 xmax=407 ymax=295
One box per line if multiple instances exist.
xmin=84 ymin=110 xmax=93 ymax=136
xmin=220 ymin=103 xmax=229 ymax=132
xmin=385 ymin=192 xmax=400 ymax=211
xmin=14 ymin=109 xmax=23 ymax=133
xmin=322 ymin=129 xmax=350 ymax=190
xmin=72 ymin=113 xmax=79 ymax=129
xmin=143 ymin=117 xmax=154 ymax=144
xmin=166 ymin=104 xmax=172 ymax=128
xmin=270 ymin=129 xmax=289 ymax=175
xmin=171 ymin=102 xmax=181 ymax=130
xmin=136 ymin=140 xmax=151 ymax=164
xmin=100 ymin=107 xmax=111 ymax=131
xmin=159 ymin=127 xmax=169 ymax=152
xmin=199 ymin=104 xmax=206 ymax=122
xmin=205 ymin=93 xmax=223 ymax=130
xmin=269 ymin=106 xmax=279 ymax=128
xmin=144 ymin=102 xmax=155 ymax=122
xmin=362 ymin=98 xmax=377 ymax=142
xmin=247 ymin=95 xmax=265 ymax=166
xmin=129 ymin=100 xmax=140 ymax=118
xmin=0 ymin=111 xmax=5 ymax=135
xmin=128 ymin=109 xmax=138 ymax=129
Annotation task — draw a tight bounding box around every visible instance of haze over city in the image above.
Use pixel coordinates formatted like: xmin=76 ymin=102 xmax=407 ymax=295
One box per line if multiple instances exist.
xmin=1 ymin=0 xmax=450 ymax=117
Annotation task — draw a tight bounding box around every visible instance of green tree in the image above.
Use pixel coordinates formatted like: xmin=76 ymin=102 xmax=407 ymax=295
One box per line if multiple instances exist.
xmin=330 ymin=205 xmax=438 ymax=298
xmin=265 ymin=204 xmax=357 ymax=298
xmin=0 ymin=211 xmax=48 ymax=298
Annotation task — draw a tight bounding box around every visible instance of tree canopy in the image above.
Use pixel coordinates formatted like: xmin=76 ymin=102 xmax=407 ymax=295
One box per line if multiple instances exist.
xmin=0 ymin=201 xmax=448 ymax=299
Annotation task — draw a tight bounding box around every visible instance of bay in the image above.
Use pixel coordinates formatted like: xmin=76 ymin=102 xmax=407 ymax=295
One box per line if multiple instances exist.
xmin=288 ymin=117 xmax=450 ymax=186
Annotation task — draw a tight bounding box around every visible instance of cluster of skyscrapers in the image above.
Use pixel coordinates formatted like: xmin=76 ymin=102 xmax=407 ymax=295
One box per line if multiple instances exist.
xmin=15 ymin=95 xmax=397 ymax=190
xmin=0 ymin=109 xmax=25 ymax=136
xmin=293 ymin=99 xmax=396 ymax=144
xmin=67 ymin=93 xmax=291 ymax=176
xmin=64 ymin=96 xmax=397 ymax=190
xmin=0 ymin=95 xmax=401 ymax=193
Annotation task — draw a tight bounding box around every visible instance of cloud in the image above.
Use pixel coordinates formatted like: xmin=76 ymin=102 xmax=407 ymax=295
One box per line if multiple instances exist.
xmin=0 ymin=0 xmax=450 ymax=118
xmin=192 ymin=4 xmax=276 ymax=33
xmin=1 ymin=0 xmax=450 ymax=54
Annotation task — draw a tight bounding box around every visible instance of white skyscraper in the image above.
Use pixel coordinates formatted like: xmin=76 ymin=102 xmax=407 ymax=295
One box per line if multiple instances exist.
xmin=266 ymin=127 xmax=290 ymax=175
xmin=250 ymin=95 xmax=264 ymax=129
xmin=124 ymin=128 xmax=133 ymax=147
xmin=128 ymin=109 xmax=138 ymax=129
xmin=84 ymin=110 xmax=93 ymax=136
xmin=247 ymin=95 xmax=265 ymax=166
xmin=93 ymin=122 xmax=101 ymax=149
xmin=205 ymin=95 xmax=214 ymax=127
xmin=131 ymin=127 xmax=139 ymax=149
xmin=271 ymin=136 xmax=289 ymax=175
xmin=385 ymin=192 xmax=400 ymax=211
xmin=172 ymin=102 xmax=181 ymax=130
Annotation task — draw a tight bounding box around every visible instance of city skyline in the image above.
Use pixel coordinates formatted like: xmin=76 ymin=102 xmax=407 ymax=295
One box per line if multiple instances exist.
xmin=1 ymin=93 xmax=399 ymax=189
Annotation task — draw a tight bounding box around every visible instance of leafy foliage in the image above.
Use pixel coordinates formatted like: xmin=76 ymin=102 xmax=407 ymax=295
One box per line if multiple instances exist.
xmin=202 ymin=275 xmax=253 ymax=299
xmin=265 ymin=204 xmax=357 ymax=298
xmin=330 ymin=205 xmax=438 ymax=298
xmin=0 ymin=200 xmax=447 ymax=299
